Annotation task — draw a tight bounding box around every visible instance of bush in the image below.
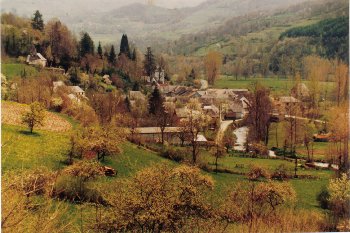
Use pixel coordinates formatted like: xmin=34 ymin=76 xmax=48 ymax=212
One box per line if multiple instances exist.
xmin=247 ymin=165 xmax=270 ymax=180
xmin=52 ymin=175 xmax=102 ymax=203
xmin=160 ymin=146 xmax=187 ymax=162
xmin=317 ymin=187 xmax=330 ymax=209
xmin=249 ymin=142 xmax=269 ymax=157
xmin=271 ymin=164 xmax=290 ymax=180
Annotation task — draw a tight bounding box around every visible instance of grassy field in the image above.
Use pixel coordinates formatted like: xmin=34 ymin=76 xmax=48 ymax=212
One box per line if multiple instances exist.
xmin=199 ymin=149 xmax=332 ymax=209
xmin=1 ymin=63 xmax=39 ymax=79
xmin=2 ymin=122 xmax=332 ymax=211
xmin=268 ymin=122 xmax=330 ymax=161
xmin=214 ymin=76 xmax=335 ymax=96
xmin=2 ymin=124 xmax=70 ymax=171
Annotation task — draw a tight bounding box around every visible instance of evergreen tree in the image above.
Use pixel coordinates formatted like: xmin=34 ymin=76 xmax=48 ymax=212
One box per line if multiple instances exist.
xmin=132 ymin=82 xmax=140 ymax=91
xmin=97 ymin=42 xmax=103 ymax=59
xmin=79 ymin=32 xmax=94 ymax=57
xmin=69 ymin=67 xmax=81 ymax=85
xmin=108 ymin=45 xmax=117 ymax=64
xmin=148 ymin=87 xmax=164 ymax=115
xmin=189 ymin=68 xmax=196 ymax=80
xmin=131 ymin=48 xmax=137 ymax=61
xmin=119 ymin=34 xmax=131 ymax=58
xmin=144 ymin=47 xmax=156 ymax=77
xmin=31 ymin=10 xmax=44 ymax=31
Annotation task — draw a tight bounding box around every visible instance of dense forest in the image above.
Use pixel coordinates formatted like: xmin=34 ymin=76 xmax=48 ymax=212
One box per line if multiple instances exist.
xmin=280 ymin=16 xmax=349 ymax=62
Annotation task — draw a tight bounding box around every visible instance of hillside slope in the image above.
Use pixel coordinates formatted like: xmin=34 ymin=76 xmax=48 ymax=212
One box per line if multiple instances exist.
xmin=2 ymin=101 xmax=72 ymax=132
xmin=2 ymin=0 xmax=315 ymax=47
xmin=171 ymin=0 xmax=348 ymax=56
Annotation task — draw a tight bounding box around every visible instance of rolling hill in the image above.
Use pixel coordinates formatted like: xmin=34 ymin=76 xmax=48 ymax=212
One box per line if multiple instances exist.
xmin=2 ymin=0 xmax=315 ymax=47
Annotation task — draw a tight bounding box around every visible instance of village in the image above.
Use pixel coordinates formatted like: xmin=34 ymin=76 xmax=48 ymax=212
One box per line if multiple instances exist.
xmin=25 ymin=51 xmax=319 ymax=147
xmin=1 ymin=3 xmax=349 ymax=232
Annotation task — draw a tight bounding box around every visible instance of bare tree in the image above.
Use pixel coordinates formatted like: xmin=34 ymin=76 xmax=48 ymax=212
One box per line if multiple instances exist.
xmin=181 ymin=99 xmax=210 ymax=164
xmin=246 ymin=82 xmax=272 ymax=145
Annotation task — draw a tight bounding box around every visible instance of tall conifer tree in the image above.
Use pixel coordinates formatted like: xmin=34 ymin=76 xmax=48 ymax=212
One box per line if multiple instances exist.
xmin=31 ymin=10 xmax=44 ymax=31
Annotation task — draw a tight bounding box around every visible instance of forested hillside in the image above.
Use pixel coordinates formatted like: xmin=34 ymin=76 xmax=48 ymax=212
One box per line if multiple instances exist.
xmin=166 ymin=0 xmax=348 ymax=77
xmin=280 ymin=16 xmax=349 ymax=62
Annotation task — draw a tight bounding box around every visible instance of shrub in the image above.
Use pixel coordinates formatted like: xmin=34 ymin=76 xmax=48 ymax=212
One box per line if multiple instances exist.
xmin=50 ymin=97 xmax=63 ymax=112
xmin=328 ymin=173 xmax=350 ymax=218
xmin=272 ymin=164 xmax=290 ymax=180
xmin=247 ymin=165 xmax=270 ymax=180
xmin=52 ymin=175 xmax=102 ymax=203
xmin=249 ymin=142 xmax=269 ymax=157
xmin=160 ymin=146 xmax=187 ymax=162
xmin=317 ymin=187 xmax=330 ymax=209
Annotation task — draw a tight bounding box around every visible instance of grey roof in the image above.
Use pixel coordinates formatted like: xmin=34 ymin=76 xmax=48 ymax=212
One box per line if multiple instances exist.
xmin=36 ymin=53 xmax=47 ymax=61
xmin=203 ymin=105 xmax=220 ymax=117
xmin=196 ymin=134 xmax=207 ymax=142
xmin=133 ymin=127 xmax=183 ymax=134
xmin=69 ymin=86 xmax=84 ymax=93
xmin=228 ymin=102 xmax=244 ymax=113
xmin=197 ymin=88 xmax=248 ymax=100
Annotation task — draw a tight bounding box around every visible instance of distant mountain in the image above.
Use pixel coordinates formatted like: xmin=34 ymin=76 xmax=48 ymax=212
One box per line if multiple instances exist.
xmin=1 ymin=0 xmax=314 ymax=48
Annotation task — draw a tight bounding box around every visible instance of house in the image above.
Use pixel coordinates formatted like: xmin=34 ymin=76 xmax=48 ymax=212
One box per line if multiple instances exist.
xmin=131 ymin=127 xmax=208 ymax=145
xmin=224 ymin=102 xmax=244 ymax=120
xmin=159 ymin=85 xmax=197 ymax=103
xmin=44 ymin=67 xmax=65 ymax=74
xmin=203 ymin=105 xmax=220 ymax=118
xmin=68 ymin=86 xmax=85 ymax=96
xmin=67 ymin=93 xmax=80 ymax=102
xmin=203 ymin=105 xmax=220 ymax=129
xmin=279 ymin=96 xmax=301 ymax=112
xmin=240 ymin=96 xmax=249 ymax=115
xmin=291 ymin=83 xmax=310 ymax=100
xmin=143 ymin=67 xmax=166 ymax=86
xmin=313 ymin=133 xmax=331 ymax=142
xmin=196 ymin=88 xmax=249 ymax=105
xmin=131 ymin=127 xmax=183 ymax=144
xmin=26 ymin=53 xmax=47 ymax=67
xmin=154 ymin=66 xmax=165 ymax=84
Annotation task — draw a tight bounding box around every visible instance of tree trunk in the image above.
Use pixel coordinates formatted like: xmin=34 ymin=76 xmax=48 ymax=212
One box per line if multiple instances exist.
xmin=294 ymin=156 xmax=298 ymax=178
xmin=305 ymin=142 xmax=310 ymax=162
xmin=192 ymin=142 xmax=197 ymax=164
xmin=275 ymin=124 xmax=278 ymax=148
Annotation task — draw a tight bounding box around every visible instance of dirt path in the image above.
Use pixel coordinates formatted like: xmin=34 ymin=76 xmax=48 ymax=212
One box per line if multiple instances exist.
xmin=215 ymin=120 xmax=234 ymax=144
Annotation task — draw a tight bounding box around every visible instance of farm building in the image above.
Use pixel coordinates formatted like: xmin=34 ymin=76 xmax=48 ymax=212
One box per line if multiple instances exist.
xmin=130 ymin=127 xmax=208 ymax=145
xmin=26 ymin=53 xmax=47 ymax=67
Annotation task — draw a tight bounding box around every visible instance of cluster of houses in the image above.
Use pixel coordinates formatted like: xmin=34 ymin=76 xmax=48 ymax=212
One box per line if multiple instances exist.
xmin=128 ymin=84 xmax=251 ymax=144
xmin=53 ymin=81 xmax=86 ymax=102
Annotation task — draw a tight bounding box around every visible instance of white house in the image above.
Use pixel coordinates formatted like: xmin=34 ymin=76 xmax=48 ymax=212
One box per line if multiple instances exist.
xmin=26 ymin=53 xmax=47 ymax=67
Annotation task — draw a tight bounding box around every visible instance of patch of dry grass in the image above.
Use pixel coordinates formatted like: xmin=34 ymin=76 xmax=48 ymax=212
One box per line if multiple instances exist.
xmin=2 ymin=101 xmax=71 ymax=132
